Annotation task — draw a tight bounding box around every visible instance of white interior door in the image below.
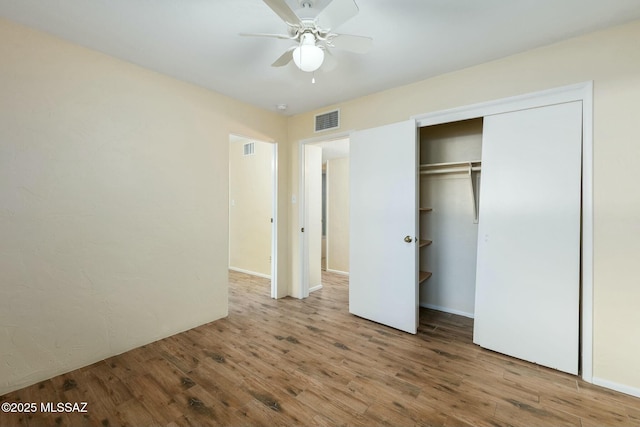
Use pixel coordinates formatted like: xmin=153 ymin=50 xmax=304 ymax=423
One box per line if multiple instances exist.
xmin=304 ymin=144 xmax=323 ymax=291
xmin=349 ymin=120 xmax=418 ymax=334
xmin=474 ymin=101 xmax=582 ymax=374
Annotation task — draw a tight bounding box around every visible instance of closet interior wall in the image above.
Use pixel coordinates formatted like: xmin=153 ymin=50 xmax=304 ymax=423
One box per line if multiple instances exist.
xmin=419 ymin=118 xmax=483 ymax=318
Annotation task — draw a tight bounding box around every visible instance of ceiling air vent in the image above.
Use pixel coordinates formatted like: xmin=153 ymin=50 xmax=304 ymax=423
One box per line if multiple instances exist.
xmin=243 ymin=142 xmax=255 ymax=156
xmin=315 ymin=109 xmax=340 ymax=132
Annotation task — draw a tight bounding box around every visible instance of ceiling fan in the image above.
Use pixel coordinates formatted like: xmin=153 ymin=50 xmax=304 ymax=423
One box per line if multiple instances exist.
xmin=241 ymin=0 xmax=373 ymax=74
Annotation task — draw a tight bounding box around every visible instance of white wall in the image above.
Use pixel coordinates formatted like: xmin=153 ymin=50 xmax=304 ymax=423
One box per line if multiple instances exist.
xmin=0 ymin=18 xmax=288 ymax=395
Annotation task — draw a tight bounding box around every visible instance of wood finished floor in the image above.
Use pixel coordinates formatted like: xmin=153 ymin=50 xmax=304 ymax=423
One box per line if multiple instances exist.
xmin=1 ymin=270 xmax=639 ymax=426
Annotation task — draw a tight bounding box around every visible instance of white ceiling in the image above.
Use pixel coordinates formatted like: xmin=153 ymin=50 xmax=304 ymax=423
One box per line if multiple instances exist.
xmin=2 ymin=0 xmax=640 ymax=116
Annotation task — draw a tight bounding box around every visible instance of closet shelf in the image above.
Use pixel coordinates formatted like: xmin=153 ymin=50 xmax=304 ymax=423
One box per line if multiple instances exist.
xmin=419 ymin=239 xmax=432 ymax=248
xmin=419 ymin=271 xmax=432 ymax=283
xmin=419 ymin=160 xmax=482 ymax=175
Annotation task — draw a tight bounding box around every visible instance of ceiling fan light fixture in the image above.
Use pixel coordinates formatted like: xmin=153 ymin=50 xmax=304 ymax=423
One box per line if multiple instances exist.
xmin=293 ymin=44 xmax=324 ymax=72
xmin=244 ymin=0 xmax=371 ymax=74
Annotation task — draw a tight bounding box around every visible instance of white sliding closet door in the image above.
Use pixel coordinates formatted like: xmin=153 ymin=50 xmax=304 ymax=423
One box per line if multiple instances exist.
xmin=474 ymin=101 xmax=582 ymax=374
xmin=349 ymin=120 xmax=418 ymax=334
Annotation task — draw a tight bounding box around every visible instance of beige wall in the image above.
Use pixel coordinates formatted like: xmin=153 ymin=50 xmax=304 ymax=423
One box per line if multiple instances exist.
xmin=326 ymin=157 xmax=349 ymax=273
xmin=229 ymin=137 xmax=273 ymax=277
xmin=287 ymin=20 xmax=640 ymax=392
xmin=0 ymin=18 xmax=288 ymax=395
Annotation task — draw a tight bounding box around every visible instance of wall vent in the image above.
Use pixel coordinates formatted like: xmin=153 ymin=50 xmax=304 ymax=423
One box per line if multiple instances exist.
xmin=243 ymin=142 xmax=255 ymax=156
xmin=315 ymin=109 xmax=340 ymax=132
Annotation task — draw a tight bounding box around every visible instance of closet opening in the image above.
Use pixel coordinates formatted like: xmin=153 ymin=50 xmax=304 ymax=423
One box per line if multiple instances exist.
xmin=418 ymin=118 xmax=483 ymax=319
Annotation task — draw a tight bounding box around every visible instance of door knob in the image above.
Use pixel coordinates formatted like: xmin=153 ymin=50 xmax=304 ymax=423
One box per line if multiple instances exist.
xmin=404 ymin=235 xmax=413 ymax=243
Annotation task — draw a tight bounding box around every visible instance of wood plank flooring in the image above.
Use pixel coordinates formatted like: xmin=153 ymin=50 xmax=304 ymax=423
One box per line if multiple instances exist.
xmin=1 ymin=270 xmax=639 ymax=426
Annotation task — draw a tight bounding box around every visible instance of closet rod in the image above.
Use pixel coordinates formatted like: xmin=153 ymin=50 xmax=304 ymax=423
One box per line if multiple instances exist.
xmin=420 ymin=166 xmax=481 ymax=175
xmin=420 ymin=161 xmax=481 ymax=223
xmin=419 ymin=160 xmax=481 ymax=169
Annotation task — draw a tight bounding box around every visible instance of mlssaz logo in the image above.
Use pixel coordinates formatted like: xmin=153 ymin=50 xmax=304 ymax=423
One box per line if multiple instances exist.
xmin=40 ymin=402 xmax=88 ymax=413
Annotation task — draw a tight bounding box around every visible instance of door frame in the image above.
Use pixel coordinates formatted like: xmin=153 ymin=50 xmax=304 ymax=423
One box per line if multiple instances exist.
xmin=298 ymin=131 xmax=352 ymax=298
xmin=412 ymin=81 xmax=594 ymax=382
xmin=228 ymin=134 xmax=279 ymax=299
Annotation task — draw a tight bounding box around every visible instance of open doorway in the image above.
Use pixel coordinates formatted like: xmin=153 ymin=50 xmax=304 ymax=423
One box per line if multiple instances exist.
xmin=229 ymin=135 xmax=277 ymax=297
xmin=300 ymin=137 xmax=350 ymax=297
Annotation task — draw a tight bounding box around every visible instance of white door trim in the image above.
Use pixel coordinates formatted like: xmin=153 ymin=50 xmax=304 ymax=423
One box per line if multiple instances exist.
xmin=414 ymin=81 xmax=594 ymax=382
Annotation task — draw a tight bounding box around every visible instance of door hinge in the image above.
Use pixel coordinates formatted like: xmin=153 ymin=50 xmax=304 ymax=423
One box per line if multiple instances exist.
xmin=301 ymin=227 xmax=305 ymax=232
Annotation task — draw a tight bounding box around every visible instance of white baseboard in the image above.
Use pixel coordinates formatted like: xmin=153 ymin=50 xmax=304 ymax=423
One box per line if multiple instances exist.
xmin=592 ymin=377 xmax=640 ymax=399
xmin=309 ymin=284 xmax=323 ymax=293
xmin=420 ymin=303 xmax=474 ymax=319
xmin=228 ymin=266 xmax=271 ymax=280
xmin=326 ymin=268 xmax=349 ymax=276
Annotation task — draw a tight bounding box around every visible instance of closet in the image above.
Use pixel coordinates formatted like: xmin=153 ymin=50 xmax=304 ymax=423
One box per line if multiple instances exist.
xmin=419 ymin=119 xmax=483 ymax=318
xmin=349 ymin=83 xmax=590 ymax=376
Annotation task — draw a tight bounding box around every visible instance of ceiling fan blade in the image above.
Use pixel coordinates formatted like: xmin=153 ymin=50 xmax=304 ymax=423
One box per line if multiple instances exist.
xmin=239 ymin=32 xmax=292 ymax=40
xmin=271 ymin=47 xmax=296 ymax=67
xmin=316 ymin=0 xmax=359 ymax=30
xmin=262 ymin=0 xmax=301 ymax=26
xmin=330 ymin=33 xmax=372 ymax=54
